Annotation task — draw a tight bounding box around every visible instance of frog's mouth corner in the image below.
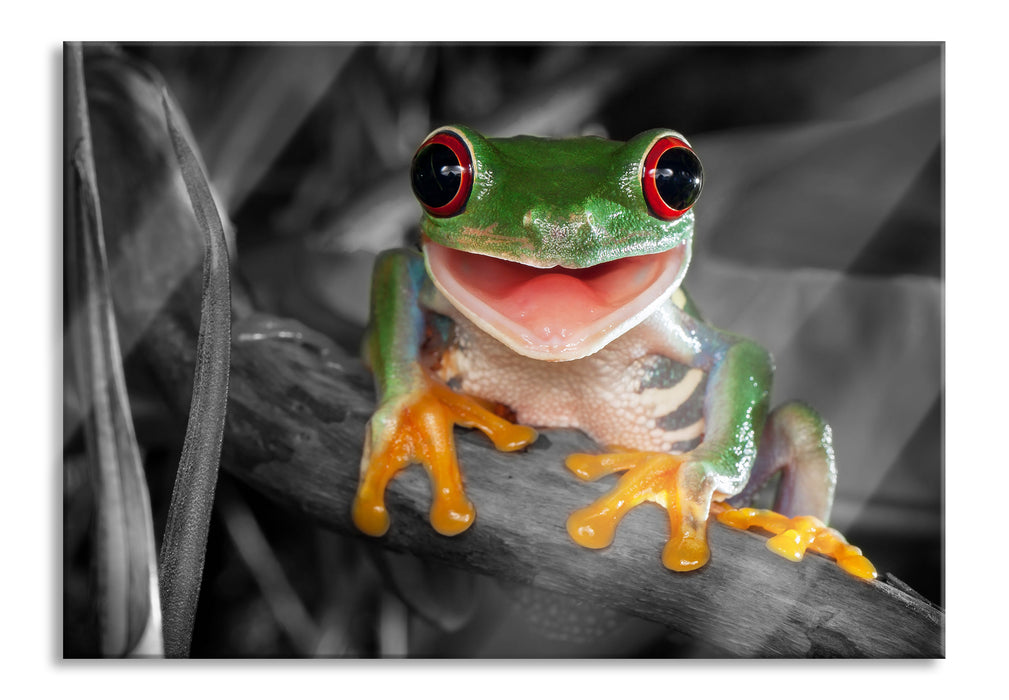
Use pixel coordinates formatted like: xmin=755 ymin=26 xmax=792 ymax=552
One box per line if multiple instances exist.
xmin=423 ymin=239 xmax=688 ymax=361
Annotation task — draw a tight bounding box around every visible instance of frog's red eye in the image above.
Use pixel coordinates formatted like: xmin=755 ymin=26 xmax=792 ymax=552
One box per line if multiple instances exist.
xmin=411 ymin=131 xmax=474 ymax=217
xmin=641 ymin=136 xmax=703 ymax=220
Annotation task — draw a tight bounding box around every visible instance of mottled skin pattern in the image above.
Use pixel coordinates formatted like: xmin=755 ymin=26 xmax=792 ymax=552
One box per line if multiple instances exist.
xmin=352 ymin=125 xmax=842 ymax=574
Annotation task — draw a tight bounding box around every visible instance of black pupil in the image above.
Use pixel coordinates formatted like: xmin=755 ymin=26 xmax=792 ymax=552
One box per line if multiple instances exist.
xmin=411 ymin=142 xmax=464 ymax=208
xmin=654 ymin=147 xmax=703 ymax=211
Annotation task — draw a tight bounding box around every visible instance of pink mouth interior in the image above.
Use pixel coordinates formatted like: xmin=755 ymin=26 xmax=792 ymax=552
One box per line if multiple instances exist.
xmin=425 ymin=240 xmax=685 ymax=359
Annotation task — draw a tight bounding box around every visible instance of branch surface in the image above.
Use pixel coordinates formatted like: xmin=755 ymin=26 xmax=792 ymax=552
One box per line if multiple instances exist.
xmin=207 ymin=329 xmax=942 ymax=658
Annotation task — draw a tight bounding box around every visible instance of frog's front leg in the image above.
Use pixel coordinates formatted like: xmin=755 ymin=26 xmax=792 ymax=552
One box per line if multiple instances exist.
xmin=563 ymin=297 xmax=781 ymax=570
xmin=567 ymin=326 xmax=772 ymax=571
xmin=354 ymin=249 xmax=537 ymax=537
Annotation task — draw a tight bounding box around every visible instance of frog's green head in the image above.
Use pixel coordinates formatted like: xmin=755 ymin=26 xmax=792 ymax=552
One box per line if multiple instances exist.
xmin=411 ymin=124 xmax=703 ymax=361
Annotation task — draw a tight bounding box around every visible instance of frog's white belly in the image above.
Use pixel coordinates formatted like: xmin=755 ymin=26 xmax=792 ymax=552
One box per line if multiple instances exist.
xmin=434 ymin=310 xmax=707 ymax=453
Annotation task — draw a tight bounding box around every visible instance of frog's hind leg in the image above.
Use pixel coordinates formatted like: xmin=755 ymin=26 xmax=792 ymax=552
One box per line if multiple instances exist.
xmin=728 ymin=401 xmax=836 ymax=522
xmin=718 ymin=402 xmax=877 ymax=580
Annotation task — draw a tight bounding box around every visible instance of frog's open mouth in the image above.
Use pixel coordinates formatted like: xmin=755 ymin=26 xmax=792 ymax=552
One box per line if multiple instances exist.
xmin=423 ymin=239 xmax=689 ymax=361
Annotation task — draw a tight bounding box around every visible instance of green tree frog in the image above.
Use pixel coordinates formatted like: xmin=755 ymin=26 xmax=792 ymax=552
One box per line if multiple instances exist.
xmin=353 ymin=125 xmax=876 ymax=580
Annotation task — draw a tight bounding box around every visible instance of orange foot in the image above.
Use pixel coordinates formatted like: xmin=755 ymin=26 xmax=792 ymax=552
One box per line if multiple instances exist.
xmin=565 ymin=451 xmax=717 ymax=572
xmin=714 ymin=504 xmax=878 ymax=580
xmin=353 ymin=376 xmax=537 ymax=537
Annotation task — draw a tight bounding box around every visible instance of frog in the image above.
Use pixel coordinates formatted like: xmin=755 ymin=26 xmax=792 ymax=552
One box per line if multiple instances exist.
xmin=352 ymin=124 xmax=876 ymax=580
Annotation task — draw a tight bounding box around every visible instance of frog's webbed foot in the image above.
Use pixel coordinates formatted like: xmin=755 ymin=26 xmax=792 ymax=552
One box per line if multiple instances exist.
xmin=565 ymin=451 xmax=716 ymax=571
xmin=353 ymin=375 xmax=538 ymax=537
xmin=714 ymin=505 xmax=878 ymax=580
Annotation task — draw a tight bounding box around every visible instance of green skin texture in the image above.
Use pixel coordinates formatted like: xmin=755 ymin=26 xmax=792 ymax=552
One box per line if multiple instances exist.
xmin=419 ymin=126 xmax=695 ymax=268
xmin=363 ymin=125 xmax=834 ymax=527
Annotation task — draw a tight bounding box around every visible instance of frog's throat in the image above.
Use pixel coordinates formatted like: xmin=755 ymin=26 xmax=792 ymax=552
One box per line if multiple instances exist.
xmin=423 ymin=240 xmax=691 ymax=361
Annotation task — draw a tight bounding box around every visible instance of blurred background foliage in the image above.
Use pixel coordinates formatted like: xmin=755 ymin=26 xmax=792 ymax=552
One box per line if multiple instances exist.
xmin=63 ymin=42 xmax=941 ymax=657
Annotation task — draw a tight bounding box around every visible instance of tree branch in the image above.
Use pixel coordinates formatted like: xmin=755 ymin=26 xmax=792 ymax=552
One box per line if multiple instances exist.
xmin=167 ymin=316 xmax=944 ymax=657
